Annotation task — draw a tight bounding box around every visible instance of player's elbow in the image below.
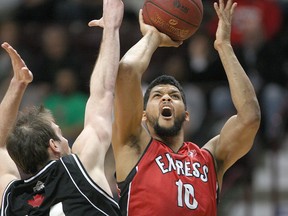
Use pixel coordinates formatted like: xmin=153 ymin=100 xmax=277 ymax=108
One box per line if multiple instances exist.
xmin=241 ymin=101 xmax=261 ymax=130
xmin=119 ymin=56 xmax=147 ymax=76
xmin=119 ymin=55 xmax=137 ymax=72
xmin=94 ymin=121 xmax=112 ymax=145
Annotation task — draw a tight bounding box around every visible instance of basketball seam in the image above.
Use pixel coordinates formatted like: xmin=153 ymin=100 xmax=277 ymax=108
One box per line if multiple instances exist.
xmin=143 ymin=3 xmax=153 ymax=26
xmin=188 ymin=0 xmax=203 ymax=17
xmin=145 ymin=0 xmax=200 ymax=27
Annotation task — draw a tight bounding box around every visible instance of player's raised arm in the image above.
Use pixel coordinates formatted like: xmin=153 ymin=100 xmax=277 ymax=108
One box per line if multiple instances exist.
xmin=112 ymin=10 xmax=182 ymax=182
xmin=71 ymin=0 xmax=124 ymax=195
xmin=0 ymin=42 xmax=33 ymax=203
xmin=204 ymin=0 xmax=261 ymax=186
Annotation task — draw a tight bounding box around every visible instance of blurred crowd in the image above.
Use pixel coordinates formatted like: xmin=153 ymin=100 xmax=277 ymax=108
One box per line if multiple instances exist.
xmin=0 ymin=0 xmax=287 ymax=213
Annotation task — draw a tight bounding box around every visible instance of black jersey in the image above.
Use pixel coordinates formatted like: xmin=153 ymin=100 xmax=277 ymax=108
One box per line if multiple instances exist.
xmin=1 ymin=154 xmax=121 ymax=216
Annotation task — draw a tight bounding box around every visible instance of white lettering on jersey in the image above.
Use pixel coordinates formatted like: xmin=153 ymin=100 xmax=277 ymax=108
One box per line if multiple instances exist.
xmin=155 ymin=156 xmax=168 ymax=173
xmin=155 ymin=154 xmax=209 ymax=183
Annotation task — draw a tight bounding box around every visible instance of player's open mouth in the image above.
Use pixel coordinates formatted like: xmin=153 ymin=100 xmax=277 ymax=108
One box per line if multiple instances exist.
xmin=161 ymin=107 xmax=172 ymax=117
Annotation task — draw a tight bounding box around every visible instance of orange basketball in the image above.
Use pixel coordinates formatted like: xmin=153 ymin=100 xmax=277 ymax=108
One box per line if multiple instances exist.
xmin=142 ymin=0 xmax=203 ymax=41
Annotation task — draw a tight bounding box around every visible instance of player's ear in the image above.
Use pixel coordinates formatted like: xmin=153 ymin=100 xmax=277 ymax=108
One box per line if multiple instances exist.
xmin=49 ymin=139 xmax=61 ymax=153
xmin=49 ymin=139 xmax=61 ymax=159
xmin=142 ymin=111 xmax=147 ymax=121
xmin=185 ymin=111 xmax=190 ymax=122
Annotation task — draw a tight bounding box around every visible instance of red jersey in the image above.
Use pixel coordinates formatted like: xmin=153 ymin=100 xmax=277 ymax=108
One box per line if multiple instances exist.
xmin=117 ymin=139 xmax=219 ymax=216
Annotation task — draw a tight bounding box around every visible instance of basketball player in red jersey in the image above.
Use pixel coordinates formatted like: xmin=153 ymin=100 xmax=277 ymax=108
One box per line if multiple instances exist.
xmin=112 ymin=0 xmax=261 ymax=215
xmin=1 ymin=0 xmax=123 ymax=215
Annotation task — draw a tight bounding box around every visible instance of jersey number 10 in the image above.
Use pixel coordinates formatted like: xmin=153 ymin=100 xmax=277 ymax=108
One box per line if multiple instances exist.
xmin=176 ymin=179 xmax=198 ymax=210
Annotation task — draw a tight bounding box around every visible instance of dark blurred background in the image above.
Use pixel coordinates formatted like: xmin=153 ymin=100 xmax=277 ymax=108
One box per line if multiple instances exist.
xmin=0 ymin=0 xmax=287 ymax=215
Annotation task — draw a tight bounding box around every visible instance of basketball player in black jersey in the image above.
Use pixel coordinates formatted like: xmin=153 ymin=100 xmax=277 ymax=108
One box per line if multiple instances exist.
xmin=0 ymin=42 xmax=33 ymax=209
xmin=1 ymin=0 xmax=123 ymax=215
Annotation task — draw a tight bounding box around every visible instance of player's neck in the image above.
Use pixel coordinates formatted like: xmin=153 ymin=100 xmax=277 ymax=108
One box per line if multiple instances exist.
xmin=154 ymin=133 xmax=184 ymax=153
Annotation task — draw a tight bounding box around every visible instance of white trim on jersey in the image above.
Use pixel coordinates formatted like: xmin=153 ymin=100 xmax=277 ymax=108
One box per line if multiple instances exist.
xmin=24 ymin=161 xmax=57 ymax=183
xmin=60 ymin=155 xmax=110 ymax=216
xmin=1 ymin=180 xmax=16 ymax=216
xmin=70 ymin=154 xmax=119 ymax=206
xmin=127 ymin=182 xmax=133 ymax=216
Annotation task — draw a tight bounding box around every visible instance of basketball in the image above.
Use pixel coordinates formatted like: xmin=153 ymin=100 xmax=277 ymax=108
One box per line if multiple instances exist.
xmin=142 ymin=0 xmax=203 ymax=41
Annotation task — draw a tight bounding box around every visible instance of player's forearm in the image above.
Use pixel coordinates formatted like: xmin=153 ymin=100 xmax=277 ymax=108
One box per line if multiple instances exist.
xmin=0 ymin=80 xmax=28 ymax=148
xmin=90 ymin=29 xmax=120 ymax=96
xmin=119 ymin=30 xmax=160 ymax=76
xmin=217 ymin=43 xmax=260 ymax=118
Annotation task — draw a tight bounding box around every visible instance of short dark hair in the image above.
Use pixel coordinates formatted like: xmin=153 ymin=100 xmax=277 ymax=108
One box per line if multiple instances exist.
xmin=143 ymin=75 xmax=187 ymax=110
xmin=7 ymin=106 xmax=61 ymax=175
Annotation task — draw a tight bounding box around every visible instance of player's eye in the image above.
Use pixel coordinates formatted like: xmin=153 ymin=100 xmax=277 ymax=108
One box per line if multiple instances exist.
xmin=152 ymin=93 xmax=161 ymax=98
xmin=171 ymin=94 xmax=180 ymax=99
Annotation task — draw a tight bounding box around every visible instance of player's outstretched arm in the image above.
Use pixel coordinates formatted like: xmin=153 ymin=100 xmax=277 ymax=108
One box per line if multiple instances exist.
xmin=204 ymin=0 xmax=261 ymax=187
xmin=0 ymin=42 xmax=33 ymax=203
xmin=111 ymin=10 xmax=182 ymax=182
xmin=72 ymin=0 xmax=124 ymax=195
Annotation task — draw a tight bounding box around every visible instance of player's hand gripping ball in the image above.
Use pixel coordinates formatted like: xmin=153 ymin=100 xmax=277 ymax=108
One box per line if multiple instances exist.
xmin=142 ymin=0 xmax=203 ymax=41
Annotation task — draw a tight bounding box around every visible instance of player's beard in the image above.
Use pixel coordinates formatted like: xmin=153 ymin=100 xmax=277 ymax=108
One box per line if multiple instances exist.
xmin=148 ymin=112 xmax=186 ymax=138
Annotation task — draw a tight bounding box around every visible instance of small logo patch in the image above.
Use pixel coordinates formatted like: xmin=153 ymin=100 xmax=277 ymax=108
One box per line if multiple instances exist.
xmin=188 ymin=150 xmax=197 ymax=157
xmin=27 ymin=194 xmax=45 ymax=207
xmin=33 ymin=181 xmax=45 ymax=192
